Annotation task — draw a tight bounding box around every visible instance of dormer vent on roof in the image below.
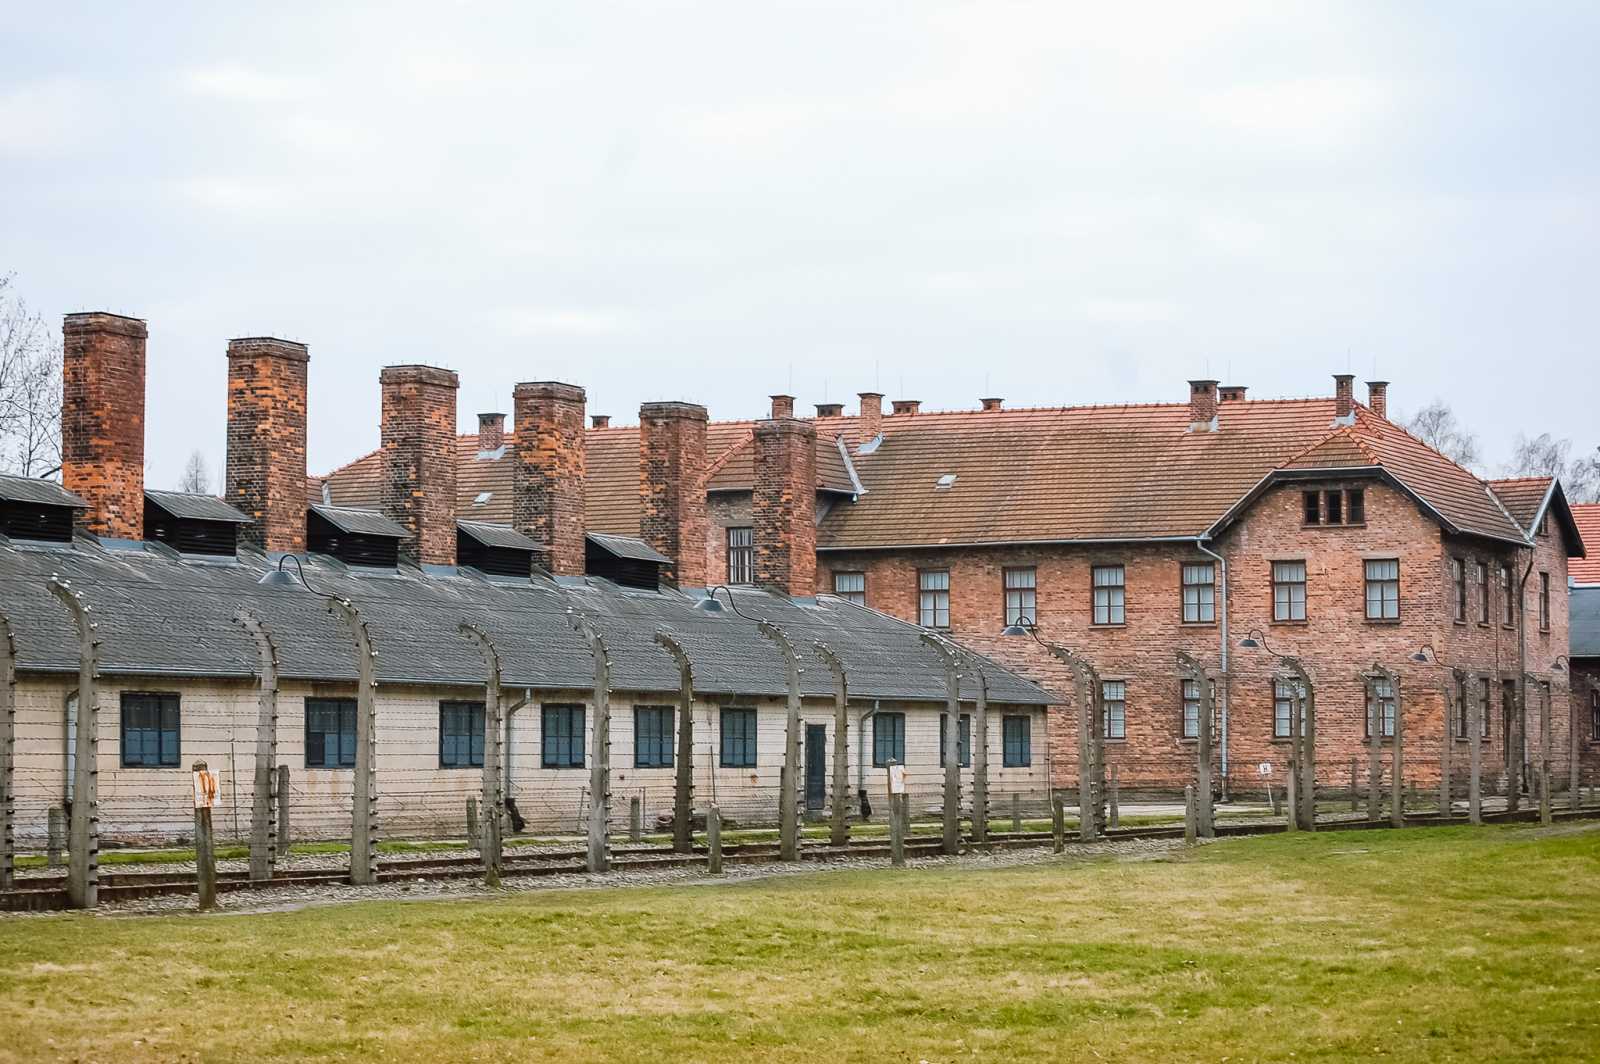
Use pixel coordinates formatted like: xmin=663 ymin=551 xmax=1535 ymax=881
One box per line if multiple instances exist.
xmin=0 ymin=474 xmax=85 ymax=543
xmin=935 ymin=473 xmax=958 ymax=491
xmin=143 ymin=490 xmax=248 ymax=556
xmin=307 ymin=504 xmax=405 ymax=569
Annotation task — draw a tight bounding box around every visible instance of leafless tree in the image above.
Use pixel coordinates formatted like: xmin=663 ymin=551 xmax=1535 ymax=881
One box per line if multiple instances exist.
xmin=1404 ymin=399 xmax=1481 ymax=470
xmin=178 ymin=450 xmax=213 ymax=495
xmin=0 ymin=274 xmax=63 ymax=479
xmin=1506 ymin=432 xmax=1600 ymax=504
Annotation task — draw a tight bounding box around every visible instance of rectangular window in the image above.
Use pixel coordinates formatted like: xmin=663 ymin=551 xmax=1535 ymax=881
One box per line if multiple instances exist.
xmin=1303 ymin=491 xmax=1320 ymax=525
xmin=1324 ymin=490 xmax=1343 ymax=525
xmin=919 ymin=569 xmax=950 ymax=629
xmin=1476 ymin=561 xmax=1490 ymax=623
xmin=120 ymin=692 xmax=180 ymax=768
xmin=1591 ymin=690 xmax=1599 ymax=743
xmin=1454 ymin=678 xmax=1468 ymax=740
xmin=1002 ymin=715 xmax=1032 ymax=767
xmin=439 ymin=700 xmax=485 ymax=768
xmin=1102 ymin=681 xmax=1127 ymax=740
xmin=939 ymin=713 xmax=972 ymax=767
xmin=1502 ymin=563 xmax=1516 ymax=626
xmin=1273 ymin=680 xmax=1297 ymax=739
xmin=833 ymin=571 xmax=866 ymax=606
xmin=1452 ymin=558 xmax=1467 ymax=623
xmin=1366 ymin=679 xmax=1396 ymax=738
xmin=872 ymin=711 xmax=905 ymax=767
xmin=1479 ymin=678 xmax=1491 ymax=738
xmin=1003 ymin=567 xmax=1037 ymax=627
xmin=720 ymin=708 xmax=757 ymax=768
xmin=633 ymin=706 xmax=675 ymax=768
xmin=1181 ymin=562 xmax=1215 ymax=623
xmin=1092 ymin=565 xmax=1125 ymax=625
xmin=726 ymin=526 xmax=753 ymax=585
xmin=1181 ymin=679 xmax=1200 ymax=739
xmin=1539 ymin=572 xmax=1550 ymax=631
xmin=1272 ymin=561 xmax=1307 ymax=622
xmin=1364 ymin=559 xmax=1400 ymax=620
xmin=541 ymin=704 xmax=585 ymax=768
xmin=1347 ymin=489 xmax=1365 ymax=524
xmin=305 ymin=697 xmax=356 ymax=768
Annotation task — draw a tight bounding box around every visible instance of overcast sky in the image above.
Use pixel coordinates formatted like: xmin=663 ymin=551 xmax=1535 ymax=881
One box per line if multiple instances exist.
xmin=3 ymin=3 xmax=1596 ymax=488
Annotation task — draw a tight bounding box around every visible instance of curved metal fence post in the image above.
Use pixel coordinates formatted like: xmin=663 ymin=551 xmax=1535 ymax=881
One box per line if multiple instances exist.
xmin=920 ymin=632 xmax=963 ymax=856
xmin=47 ymin=577 xmax=100 ymax=908
xmin=569 ymin=610 xmax=612 ymax=873
xmin=654 ymin=628 xmax=696 ymax=854
xmin=328 ymin=598 xmax=380 ymax=886
xmin=812 ymin=640 xmax=851 ymax=847
xmin=969 ymin=659 xmax=989 ymax=846
xmin=0 ymin=610 xmax=15 ymax=891
xmin=1369 ymin=663 xmax=1404 ymax=828
xmin=459 ymin=623 xmax=504 ymax=882
xmin=1439 ymin=673 xmax=1456 ymax=817
xmin=1278 ymin=656 xmax=1316 ymax=831
xmin=759 ymin=620 xmax=803 ymax=861
xmin=233 ymin=609 xmax=280 ymax=884
xmin=1176 ymin=651 xmax=1216 ymax=838
xmin=1468 ymin=674 xmax=1483 ymax=824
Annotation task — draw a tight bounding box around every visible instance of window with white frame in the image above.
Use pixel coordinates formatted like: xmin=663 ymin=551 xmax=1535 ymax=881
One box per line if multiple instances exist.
xmin=1452 ymin=557 xmax=1467 ymax=623
xmin=1366 ymin=678 xmax=1396 ymax=738
xmin=1364 ymin=559 xmax=1400 ymax=620
xmin=1092 ymin=565 xmax=1125 ymax=625
xmin=939 ymin=713 xmax=972 ymax=767
xmin=919 ymin=569 xmax=950 ymax=628
xmin=1181 ymin=678 xmax=1215 ymax=739
xmin=1102 ymin=680 xmax=1127 ymax=739
xmin=1181 ymin=562 xmax=1215 ymax=623
xmin=833 ymin=571 xmax=866 ymax=605
xmin=1273 ymin=680 xmax=1296 ymax=739
xmin=726 ymin=526 xmax=753 ymax=584
xmin=1003 ymin=567 xmax=1036 ymax=627
xmin=1272 ymin=561 xmax=1307 ymax=622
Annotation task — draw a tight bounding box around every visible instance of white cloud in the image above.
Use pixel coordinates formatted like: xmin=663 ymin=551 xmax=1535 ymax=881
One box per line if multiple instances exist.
xmin=492 ymin=307 xmax=637 ymax=338
xmin=179 ymin=66 xmax=316 ymax=104
xmin=0 ymin=79 xmax=91 ymax=154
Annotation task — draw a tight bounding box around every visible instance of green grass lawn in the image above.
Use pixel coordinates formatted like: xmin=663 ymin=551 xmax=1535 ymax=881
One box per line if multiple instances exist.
xmin=4 ymin=823 xmax=1598 ymax=1062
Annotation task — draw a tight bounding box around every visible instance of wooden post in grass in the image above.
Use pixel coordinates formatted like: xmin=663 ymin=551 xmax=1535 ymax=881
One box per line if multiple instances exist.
xmin=761 ymin=620 xmax=804 ymax=862
xmin=1468 ymin=681 xmax=1483 ymax=825
xmin=1184 ymin=784 xmax=1197 ymax=845
xmin=812 ymin=640 xmax=852 ymax=847
xmin=629 ymin=796 xmax=642 ymax=843
xmin=1011 ymin=792 xmax=1022 ymax=834
xmin=568 ymin=610 xmax=612 ymax=874
xmin=193 ymin=761 xmax=218 ymax=911
xmin=1051 ymin=794 xmax=1065 ymax=853
xmin=328 ymin=598 xmax=380 ymax=886
xmin=276 ymin=764 xmax=291 ymax=857
xmin=0 ymin=610 xmax=14 ymax=891
xmin=47 ymin=578 xmax=99 ymax=909
xmin=889 ymin=794 xmax=906 ymax=868
xmin=233 ymin=609 xmax=280 ymax=884
xmin=706 ymin=805 xmax=722 ymax=875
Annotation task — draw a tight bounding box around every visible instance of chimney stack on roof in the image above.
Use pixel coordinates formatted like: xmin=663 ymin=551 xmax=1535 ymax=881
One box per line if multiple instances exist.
xmin=753 ymin=413 xmax=816 ymax=597
xmin=769 ymin=394 xmax=795 ymax=419
xmin=1334 ymin=374 xmax=1355 ymax=419
xmin=477 ymin=412 xmax=505 ymax=451
xmin=225 ymin=336 xmax=309 ymax=553
xmin=1366 ymin=381 xmax=1388 ymax=419
xmin=639 ymin=401 xmax=708 ymax=589
xmin=815 ymin=402 xmax=844 ymax=418
xmin=1188 ymin=379 xmax=1219 ymax=429
xmin=890 ymin=399 xmax=921 ymax=416
xmin=1219 ymin=385 xmax=1247 ymax=403
xmin=591 ymin=414 xmax=610 ymax=429
xmin=857 ymin=392 xmax=883 ymax=439
xmin=980 ymin=397 xmax=1003 ymax=411
xmin=63 ymin=312 xmax=148 ymax=540
xmin=513 ymin=381 xmax=587 ymax=576
xmin=380 ymin=365 xmax=460 ymax=567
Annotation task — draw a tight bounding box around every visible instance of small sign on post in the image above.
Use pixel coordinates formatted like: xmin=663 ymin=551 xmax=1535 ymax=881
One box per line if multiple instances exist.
xmin=886 ymin=761 xmax=906 ymax=868
xmin=192 ymin=761 xmax=218 ymax=911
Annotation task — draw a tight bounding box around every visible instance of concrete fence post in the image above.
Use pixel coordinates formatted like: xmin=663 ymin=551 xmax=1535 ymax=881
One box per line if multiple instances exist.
xmin=1050 ymin=794 xmax=1065 ymax=853
xmin=706 ymin=805 xmax=722 ymax=875
xmin=919 ymin=632 xmax=965 ymax=857
xmin=0 ymin=611 xmax=14 ymax=891
xmin=568 ymin=610 xmax=613 ymax=874
xmin=47 ymin=578 xmax=99 ymax=909
xmin=467 ymin=797 xmax=479 ymax=848
xmin=1364 ymin=675 xmax=1383 ymax=823
xmin=193 ymin=760 xmax=217 ymax=911
xmin=47 ymin=807 xmax=64 ymax=867
xmin=1012 ymin=792 xmax=1022 ymax=834
xmin=760 ymin=621 xmax=804 ymax=862
xmin=1108 ymin=764 xmax=1121 ymax=829
xmin=1284 ymin=683 xmax=1300 ymax=834
xmin=459 ymin=623 xmax=505 ymax=883
xmin=970 ymin=660 xmax=989 ymax=846
xmin=233 ymin=609 xmax=280 ymax=884
xmin=276 ymin=764 xmax=291 ymax=857
xmin=812 ymin=641 xmax=852 ymax=847
xmin=328 ymin=598 xmax=380 ymax=886
xmin=889 ymin=793 xmax=906 ymax=868
xmin=654 ymin=629 xmax=697 ymax=855
xmin=1439 ymin=675 xmax=1456 ymax=817
xmin=1176 ymin=652 xmax=1216 ymax=837
xmin=1383 ymin=667 xmax=1404 ymax=829
xmin=629 ymin=796 xmax=642 ymax=843
xmin=1577 ymin=681 xmax=1599 ymax=811
xmin=1184 ymin=784 xmax=1197 ymax=846
xmin=1468 ymin=682 xmax=1483 ymax=825
xmin=1536 ymin=677 xmax=1552 ymax=827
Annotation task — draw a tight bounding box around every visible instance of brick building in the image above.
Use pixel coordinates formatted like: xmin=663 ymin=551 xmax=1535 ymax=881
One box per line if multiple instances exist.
xmin=323 ymin=376 xmax=1590 ymax=800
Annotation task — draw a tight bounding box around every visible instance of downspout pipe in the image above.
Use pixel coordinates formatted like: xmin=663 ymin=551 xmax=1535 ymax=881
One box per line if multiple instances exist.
xmin=1195 ymin=538 xmax=1230 ymax=799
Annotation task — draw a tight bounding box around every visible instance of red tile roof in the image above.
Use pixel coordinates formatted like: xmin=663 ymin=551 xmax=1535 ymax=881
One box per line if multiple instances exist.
xmin=1572 ymin=504 xmax=1600 ymax=584
xmin=1486 ymin=476 xmax=1554 ymax=531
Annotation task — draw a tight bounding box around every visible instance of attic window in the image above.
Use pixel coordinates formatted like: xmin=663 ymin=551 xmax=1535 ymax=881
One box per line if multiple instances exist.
xmin=935 ymin=474 xmax=958 ymax=491
xmin=473 ymin=492 xmax=492 ymax=506
xmin=1303 ymin=488 xmax=1365 ymax=527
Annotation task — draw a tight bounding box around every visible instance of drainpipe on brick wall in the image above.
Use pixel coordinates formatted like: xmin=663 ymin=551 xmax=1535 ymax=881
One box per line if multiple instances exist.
xmin=1195 ymin=538 xmax=1230 ymax=799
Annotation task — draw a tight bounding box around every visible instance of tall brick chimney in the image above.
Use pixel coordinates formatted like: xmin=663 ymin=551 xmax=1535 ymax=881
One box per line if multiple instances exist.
xmin=380 ymin=365 xmax=460 ymax=567
xmin=769 ymin=394 xmax=795 ymax=419
xmin=1188 ymin=379 xmax=1219 ymax=426
xmin=477 ymin=412 xmax=505 ymax=451
xmin=1365 ymin=380 xmax=1388 ymax=419
xmin=858 ymin=392 xmax=883 ymax=440
xmin=226 ymin=337 xmax=309 ymax=553
xmin=752 ymin=416 xmax=816 ymax=597
xmin=1334 ymin=374 xmax=1355 ymax=419
xmin=62 ymin=312 xmax=147 ymax=539
xmin=639 ymin=401 xmax=708 ymax=589
xmin=513 ymin=381 xmax=586 ymax=576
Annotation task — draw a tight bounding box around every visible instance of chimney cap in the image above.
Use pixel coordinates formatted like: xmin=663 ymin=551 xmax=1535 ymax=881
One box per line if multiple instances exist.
xmin=1333 ymin=372 xmax=1356 ymax=384
xmin=1188 ymin=379 xmax=1220 ymax=390
xmin=769 ymin=393 xmax=796 ymax=403
xmin=479 ymin=411 xmax=507 ymax=421
xmin=1365 ymin=379 xmax=1389 ymax=388
xmin=226 ymin=336 xmax=309 ymax=362
xmin=380 ymin=364 xmax=459 ymax=388
xmin=513 ymin=380 xmax=586 ymax=402
xmin=65 ymin=311 xmax=148 ymax=338
xmin=815 ymin=402 xmax=844 ymax=417
xmin=980 ymin=397 xmax=1003 ymax=411
xmin=639 ymin=401 xmax=707 ymax=421
xmin=591 ymin=414 xmax=611 ymax=428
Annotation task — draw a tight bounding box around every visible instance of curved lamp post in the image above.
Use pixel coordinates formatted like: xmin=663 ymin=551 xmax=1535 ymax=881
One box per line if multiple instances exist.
xmin=47 ymin=576 xmax=100 ymax=907
xmin=653 ymin=628 xmax=697 ymax=854
xmin=459 ymin=622 xmax=505 ymax=882
xmin=1239 ymin=629 xmax=1315 ymax=831
xmin=919 ymin=632 xmax=966 ymax=855
xmin=1003 ymin=617 xmax=1105 ymax=840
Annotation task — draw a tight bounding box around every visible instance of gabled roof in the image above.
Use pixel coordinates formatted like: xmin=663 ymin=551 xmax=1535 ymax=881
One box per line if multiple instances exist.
xmin=308 ymin=504 xmax=407 ymax=539
xmin=1487 ymin=477 xmax=1586 ymax=559
xmin=1572 ymin=504 xmax=1600 ymax=585
xmin=0 ymin=474 xmax=85 ymax=509
xmin=586 ymin=531 xmax=669 ymax=564
xmin=457 ymin=520 xmax=540 ymax=552
xmin=145 ymin=490 xmax=250 ymax=524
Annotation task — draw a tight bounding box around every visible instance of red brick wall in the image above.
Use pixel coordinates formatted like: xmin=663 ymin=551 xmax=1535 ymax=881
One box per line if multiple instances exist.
xmin=1572 ymin=662 xmax=1600 ymax=784
xmin=752 ymin=418 xmax=816 ymax=596
xmin=513 ymin=382 xmax=586 ymax=576
xmin=639 ymin=402 xmax=708 ymax=588
xmin=62 ymin=312 xmax=147 ymax=539
xmin=225 ymin=336 xmax=309 ymax=553
xmin=707 ymin=492 xmax=751 ymax=586
xmin=380 ymin=365 xmax=460 ymax=567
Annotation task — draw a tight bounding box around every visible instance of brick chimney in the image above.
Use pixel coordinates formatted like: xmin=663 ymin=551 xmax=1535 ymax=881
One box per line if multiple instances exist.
xmin=1219 ymin=385 xmax=1247 ymax=403
xmin=62 ymin=312 xmax=147 ymax=539
xmin=591 ymin=414 xmax=610 ymax=429
xmin=513 ymin=381 xmax=586 ymax=576
xmin=1365 ymin=381 xmax=1388 ymax=419
xmin=769 ymin=394 xmax=795 ymax=419
xmin=980 ymin=397 xmax=1003 ymax=411
xmin=226 ymin=337 xmax=309 ymax=553
xmin=858 ymin=392 xmax=883 ymax=439
xmin=753 ymin=416 xmax=816 ymax=597
xmin=890 ymin=399 xmax=921 ymax=416
xmin=815 ymin=402 xmax=844 ymax=418
xmin=477 ymin=412 xmax=505 ymax=451
xmin=640 ymin=401 xmax=708 ymax=589
xmin=1188 ymin=379 xmax=1219 ymax=427
xmin=380 ymin=365 xmax=460 ymax=567
xmin=1334 ymin=374 xmax=1355 ymax=419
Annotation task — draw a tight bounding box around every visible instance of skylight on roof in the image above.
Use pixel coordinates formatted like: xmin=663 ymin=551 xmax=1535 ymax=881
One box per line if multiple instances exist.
xmin=935 ymin=473 xmax=957 ymax=490
xmin=473 ymin=492 xmax=492 ymax=505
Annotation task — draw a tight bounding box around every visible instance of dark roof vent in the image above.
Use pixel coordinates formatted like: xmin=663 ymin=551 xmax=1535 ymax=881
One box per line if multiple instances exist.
xmin=307 ymin=504 xmax=405 ymax=569
xmin=144 ymin=490 xmax=248 ymax=557
xmin=585 ymin=531 xmax=667 ymax=590
xmin=458 ymin=520 xmax=540 ymax=578
xmin=0 ymin=474 xmax=84 ymax=543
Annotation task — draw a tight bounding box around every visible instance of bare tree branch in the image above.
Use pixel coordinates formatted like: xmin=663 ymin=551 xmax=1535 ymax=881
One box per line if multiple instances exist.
xmin=1403 ymin=399 xmax=1481 ymax=470
xmin=178 ymin=450 xmax=213 ymax=494
xmin=0 ymin=274 xmax=63 ymax=479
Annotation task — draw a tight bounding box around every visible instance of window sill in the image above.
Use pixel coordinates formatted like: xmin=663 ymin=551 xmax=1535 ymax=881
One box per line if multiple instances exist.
xmin=1454 ymin=737 xmax=1491 ymax=743
xmin=1179 ymin=621 xmax=1218 ymax=628
xmin=1090 ymin=623 xmax=1127 ymax=630
xmin=1453 ymin=620 xmax=1467 ymax=627
xmin=1102 ymin=737 xmax=1128 ymax=745
xmin=1364 ymin=618 xmax=1402 ymax=626
xmin=1270 ymin=619 xmax=1309 ymax=627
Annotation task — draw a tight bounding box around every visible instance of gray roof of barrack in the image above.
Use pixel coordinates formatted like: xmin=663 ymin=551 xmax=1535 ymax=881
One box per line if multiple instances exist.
xmin=457 ymin=520 xmax=540 ymax=552
xmin=0 ymin=474 xmax=85 ymax=508
xmin=586 ymin=530 xmax=670 ymax=564
xmin=308 ymin=504 xmax=409 ymax=538
xmin=0 ymin=538 xmax=1050 ymax=705
xmin=1573 ymin=586 xmax=1600 ymax=660
xmin=145 ymin=490 xmax=251 ymax=524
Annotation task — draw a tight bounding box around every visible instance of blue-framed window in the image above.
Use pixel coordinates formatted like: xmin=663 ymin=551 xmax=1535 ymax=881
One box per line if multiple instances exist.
xmin=120 ymin=692 xmax=180 ymax=767
xmin=440 ymin=701 xmax=485 ymax=768
xmin=872 ymin=712 xmax=905 ymax=766
xmin=720 ymin=708 xmax=757 ymax=767
xmin=634 ymin=706 xmax=675 ymax=768
xmin=1002 ymin=715 xmax=1031 ymax=767
xmin=939 ymin=713 xmax=971 ymax=767
xmin=542 ymin=704 xmax=585 ymax=768
xmin=306 ymin=697 xmax=356 ymax=768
